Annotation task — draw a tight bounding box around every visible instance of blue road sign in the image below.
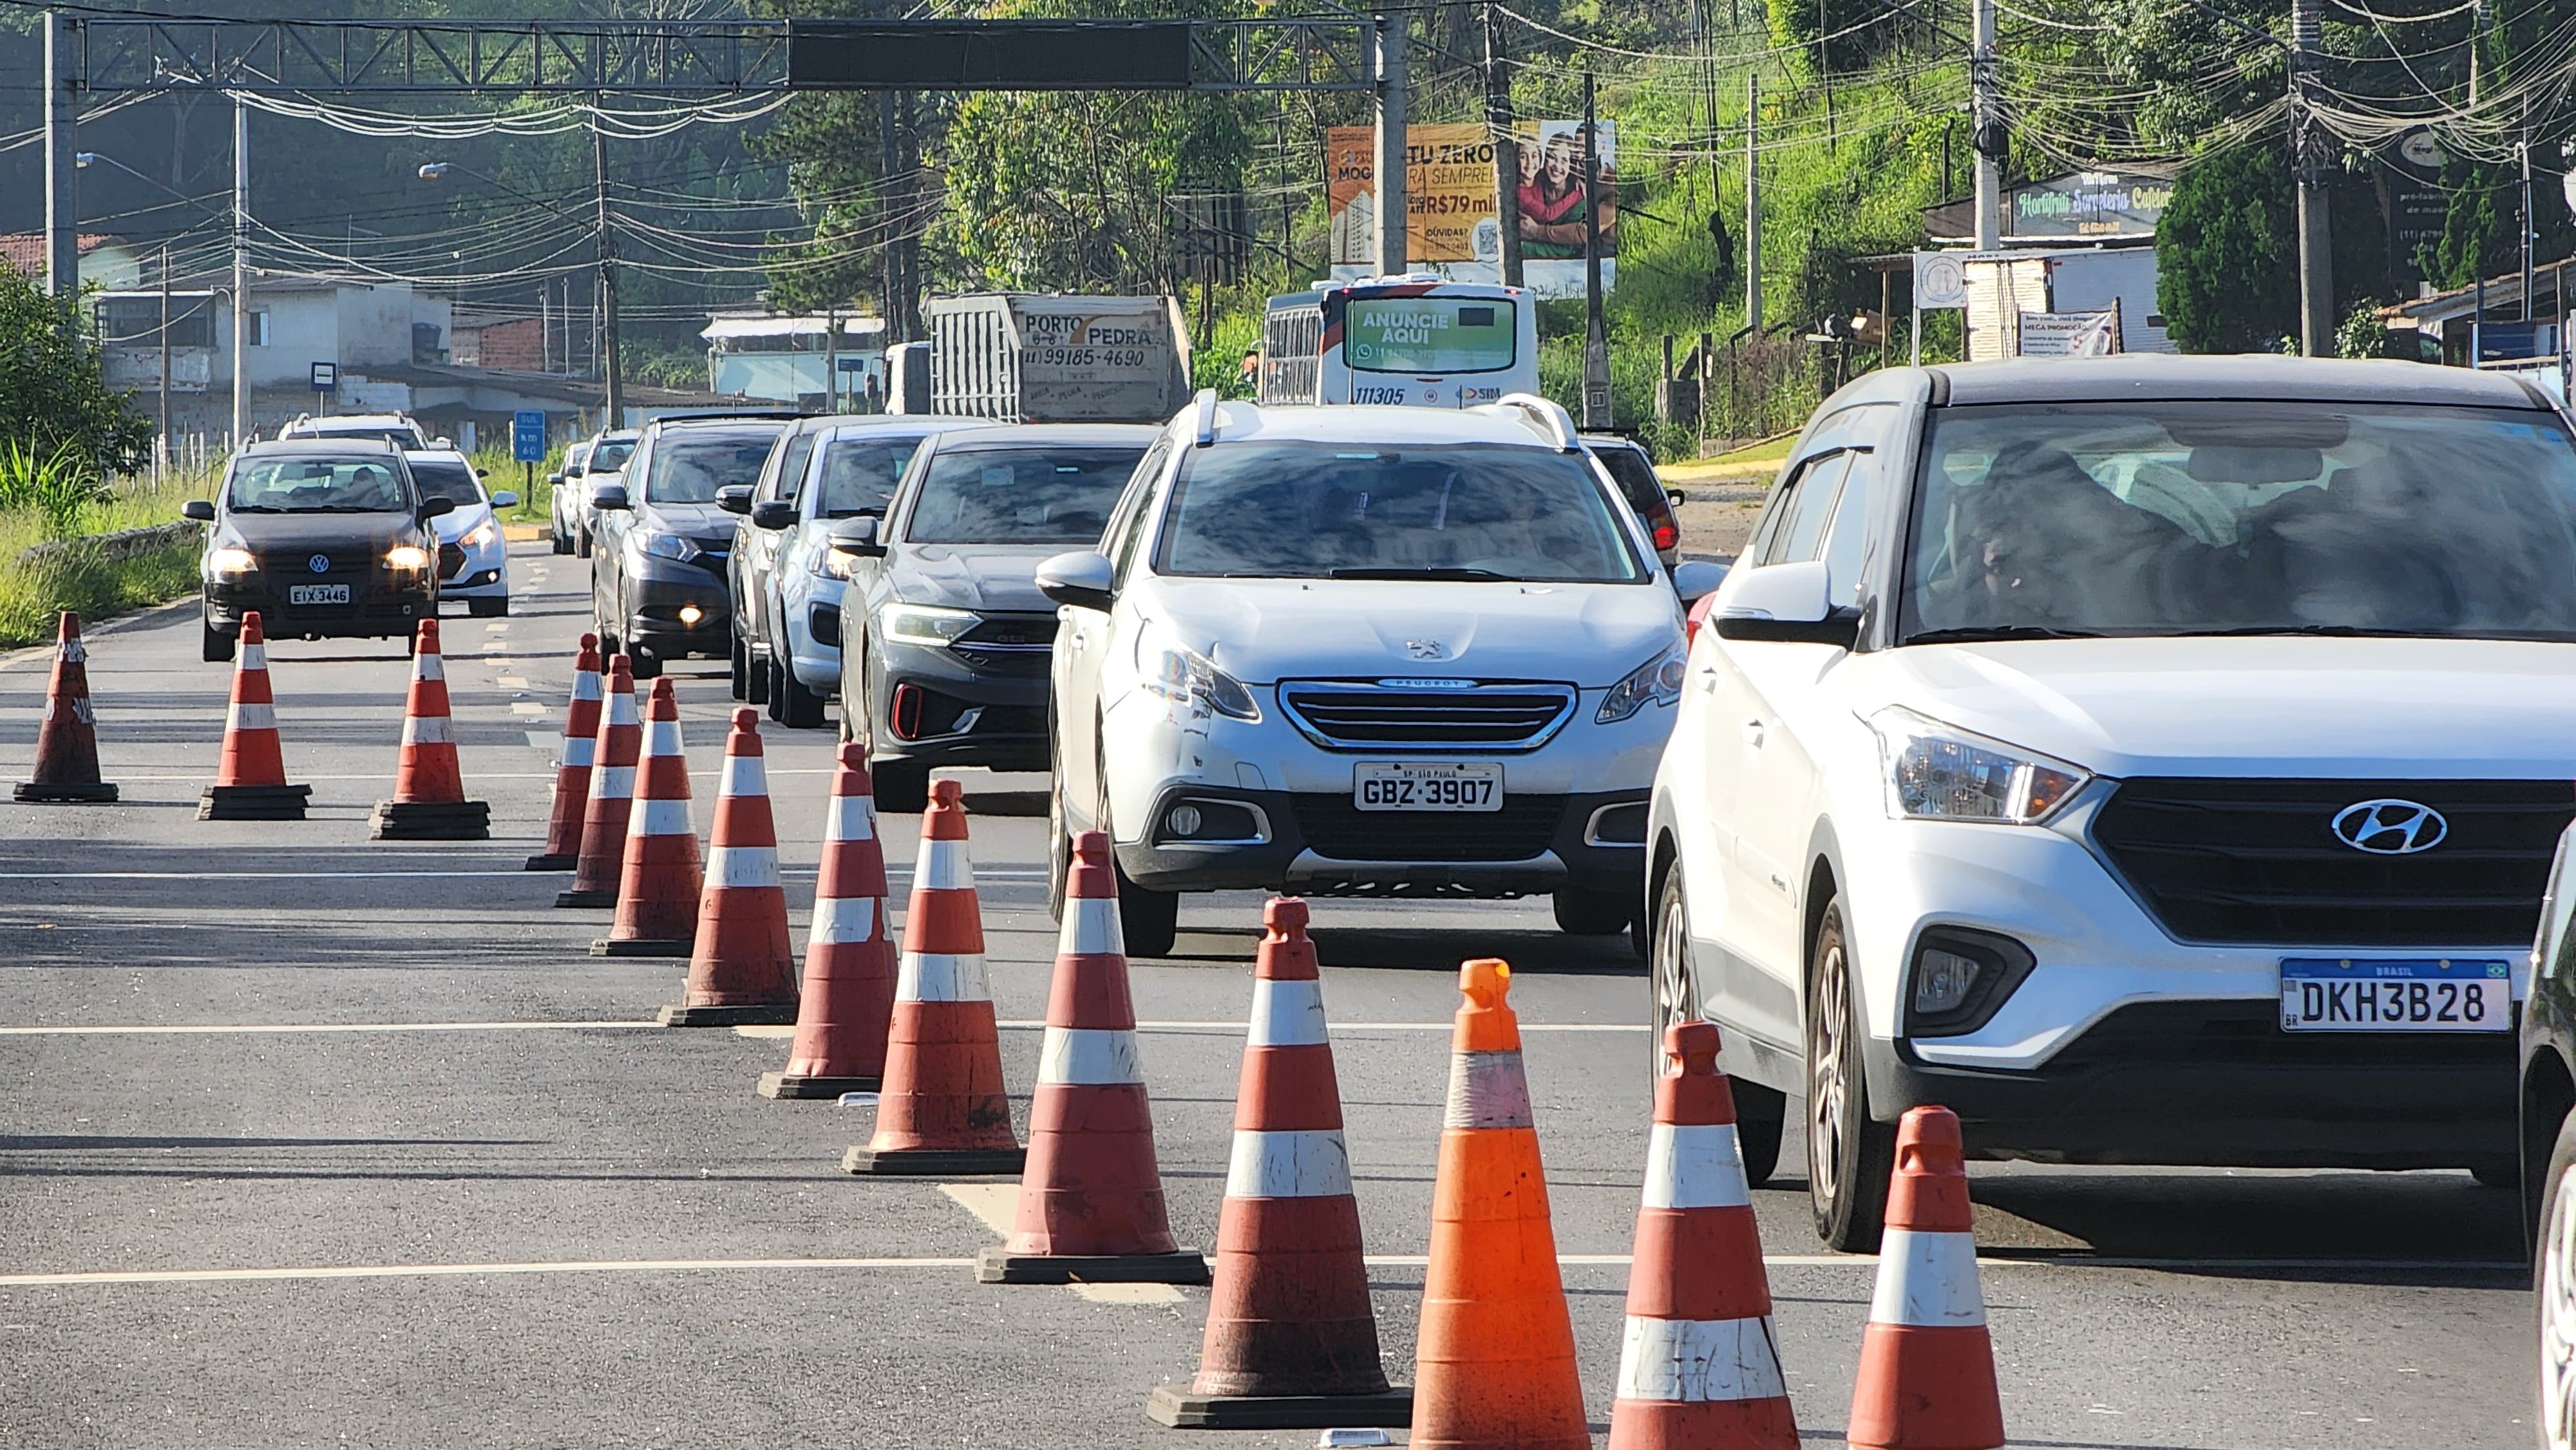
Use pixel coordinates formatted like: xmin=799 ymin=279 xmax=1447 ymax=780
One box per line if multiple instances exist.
xmin=512 ymin=410 xmax=546 ymax=463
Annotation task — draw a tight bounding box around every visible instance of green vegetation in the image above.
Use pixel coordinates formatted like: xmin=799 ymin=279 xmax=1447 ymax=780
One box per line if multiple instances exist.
xmin=0 ymin=469 xmax=211 ymax=649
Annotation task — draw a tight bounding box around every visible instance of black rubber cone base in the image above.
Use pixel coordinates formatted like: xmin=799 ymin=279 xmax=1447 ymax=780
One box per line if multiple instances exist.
xmin=1144 ymin=1386 xmax=1414 ymax=1431
xmin=524 ymin=852 xmax=576 ymax=871
xmin=657 ymin=1002 xmax=796 ymax=1027
xmin=840 ymin=1145 xmax=1025 ymax=1177
xmin=554 ymin=888 xmax=616 ymax=908
xmin=592 ymin=937 xmax=690 ymax=958
xmin=17 ymin=781 xmax=118 ymax=803
xmin=370 ymin=798 xmax=489 ymax=840
xmin=757 ymin=1072 xmax=880 ymax=1099
xmin=977 ymin=1247 xmax=1210 ymax=1286
xmin=200 ymin=783 xmax=310 ymax=821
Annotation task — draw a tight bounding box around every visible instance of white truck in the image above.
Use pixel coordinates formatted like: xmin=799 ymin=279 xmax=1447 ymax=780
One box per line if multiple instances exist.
xmin=919 ymin=293 xmax=1192 ymax=424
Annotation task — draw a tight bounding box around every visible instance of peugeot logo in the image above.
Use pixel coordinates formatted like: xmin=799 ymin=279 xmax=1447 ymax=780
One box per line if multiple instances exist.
xmin=307 ymin=554 xmax=330 ymax=574
xmin=2330 ymin=798 xmax=2449 ymax=855
xmin=1405 ymin=639 xmax=1449 ymax=661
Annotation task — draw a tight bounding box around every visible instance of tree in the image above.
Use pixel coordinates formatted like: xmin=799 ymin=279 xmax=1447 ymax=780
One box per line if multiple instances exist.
xmin=2158 ymin=145 xmax=2298 ymax=352
xmin=0 ymin=270 xmax=151 ymax=478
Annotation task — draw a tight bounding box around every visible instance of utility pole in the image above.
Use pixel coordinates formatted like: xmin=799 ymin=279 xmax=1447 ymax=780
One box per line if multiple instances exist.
xmin=1745 ymin=74 xmax=1763 ymax=333
xmin=1971 ymin=0 xmax=2001 ymax=249
xmin=2291 ymin=0 xmax=2333 ymax=355
xmin=158 ymin=244 xmax=171 ymax=480
xmin=824 ymin=306 xmax=840 ymax=412
xmin=2468 ymin=0 xmax=2487 ymax=108
xmin=231 ymin=97 xmax=249 ymax=449
xmin=2523 ymin=137 xmax=2536 ymax=323
xmin=1484 ymin=3 xmax=1524 ymax=288
xmin=1374 ymin=11 xmax=1408 ymax=277
xmin=44 ymin=12 xmax=79 ymax=309
xmin=1581 ymin=72 xmax=1610 ymax=429
xmin=594 ymin=119 xmax=624 ymax=426
xmin=879 ymin=90 xmax=902 ymax=341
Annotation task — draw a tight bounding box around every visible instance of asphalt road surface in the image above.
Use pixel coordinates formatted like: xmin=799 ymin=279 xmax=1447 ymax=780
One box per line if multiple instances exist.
xmin=0 ymin=542 xmax=2537 ymax=1448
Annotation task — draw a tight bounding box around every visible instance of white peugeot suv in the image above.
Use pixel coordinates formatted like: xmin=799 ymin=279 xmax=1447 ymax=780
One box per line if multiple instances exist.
xmin=1040 ymin=392 xmax=1719 ymax=957
xmin=1649 ymin=355 xmax=2576 ymax=1250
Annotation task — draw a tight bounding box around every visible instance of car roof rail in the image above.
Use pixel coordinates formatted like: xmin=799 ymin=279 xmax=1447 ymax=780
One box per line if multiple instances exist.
xmin=1484 ymin=392 xmax=1580 ymax=452
xmin=1193 ymin=388 xmax=1224 ymax=447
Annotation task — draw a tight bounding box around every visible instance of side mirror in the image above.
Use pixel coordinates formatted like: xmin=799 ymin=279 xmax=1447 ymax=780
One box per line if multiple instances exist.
xmin=1667 ymin=489 xmax=1688 ymax=507
xmin=715 ymin=485 xmax=754 ymax=516
xmin=545 ymin=472 xmax=565 ymax=487
xmin=417 ymin=497 xmax=455 ymax=522
xmin=475 ymin=467 xmax=490 ymax=478
xmin=828 ymin=516 xmax=886 ymax=558
xmin=1671 ymin=560 xmax=1727 ymax=604
xmin=1712 ymin=560 xmax=1857 ymax=646
xmin=591 ymin=483 xmax=630 ymax=512
xmin=489 ymin=491 xmax=519 ymax=509
xmin=1035 ymin=550 xmax=1116 ymax=612
xmin=751 ymin=500 xmax=799 ymax=531
xmin=182 ymin=500 xmax=216 ymax=523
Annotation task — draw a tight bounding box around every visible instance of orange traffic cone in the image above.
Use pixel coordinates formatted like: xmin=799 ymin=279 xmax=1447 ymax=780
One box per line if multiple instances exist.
xmin=15 ymin=611 xmax=115 ymax=804
xmin=1146 ymin=897 xmax=1411 ymax=1431
xmin=1606 ymin=1021 xmax=1799 ymax=1449
xmin=594 ymin=676 xmax=699 ymax=957
xmin=1846 ymin=1106 xmax=2004 ymax=1450
xmin=978 ymin=830 xmax=1205 ymax=1284
xmin=526 ymin=633 xmax=603 ymax=869
xmin=661 ymin=707 xmax=798 ymax=1024
xmin=369 ymin=618 xmax=488 ymax=839
xmin=199 ymin=610 xmax=308 ymax=820
xmin=761 ymin=740 xmax=897 ymax=1099
xmin=557 ymin=654 xmax=638 ymax=908
xmin=1410 ymin=957 xmax=1589 ymax=1450
xmin=842 ymin=777 xmax=1024 ymax=1177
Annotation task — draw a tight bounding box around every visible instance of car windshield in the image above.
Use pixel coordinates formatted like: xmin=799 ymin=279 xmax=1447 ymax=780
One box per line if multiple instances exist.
xmin=1902 ymin=401 xmax=2576 ymax=643
xmin=407 ymin=459 xmax=486 ymax=507
xmin=589 ymin=438 xmax=635 ymax=473
xmin=228 ymin=457 xmax=409 ymax=513
xmin=644 ymin=433 xmax=775 ymax=504
xmin=1158 ymin=441 xmax=1644 ymax=582
xmin=903 ymin=446 xmax=1146 ymax=545
xmin=811 ymin=435 xmax=932 ymax=518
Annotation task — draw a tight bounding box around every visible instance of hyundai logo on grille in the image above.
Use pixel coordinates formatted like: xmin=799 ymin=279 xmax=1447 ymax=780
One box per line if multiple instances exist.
xmin=307 ymin=554 xmax=330 ymax=574
xmin=2329 ymin=798 xmax=2449 ymax=855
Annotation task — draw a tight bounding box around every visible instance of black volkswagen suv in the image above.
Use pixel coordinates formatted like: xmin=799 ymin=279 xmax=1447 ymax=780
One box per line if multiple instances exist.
xmin=186 ymin=440 xmax=450 ymax=662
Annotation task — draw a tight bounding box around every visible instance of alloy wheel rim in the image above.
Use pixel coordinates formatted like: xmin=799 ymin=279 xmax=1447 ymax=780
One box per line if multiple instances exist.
xmin=1809 ymin=938 xmax=1849 ymax=1208
xmin=1651 ymin=890 xmax=1690 ymax=1074
xmin=2546 ymin=1164 xmax=2576 ymax=1450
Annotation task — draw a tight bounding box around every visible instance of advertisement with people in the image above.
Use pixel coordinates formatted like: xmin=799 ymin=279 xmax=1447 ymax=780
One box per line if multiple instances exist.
xmin=1325 ymin=120 xmax=1616 ymax=299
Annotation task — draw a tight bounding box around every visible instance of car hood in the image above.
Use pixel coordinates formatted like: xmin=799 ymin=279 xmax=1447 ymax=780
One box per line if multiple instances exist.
xmin=888 ymin=542 xmax=1063 ymax=614
xmin=1147 ymin=577 xmax=1682 ymax=688
xmin=1844 ymin=636 xmax=2576 ymax=778
xmin=223 ymin=511 xmax=424 ymax=554
xmin=430 ymin=502 xmax=493 ymax=544
xmin=639 ymin=500 xmax=732 ymax=545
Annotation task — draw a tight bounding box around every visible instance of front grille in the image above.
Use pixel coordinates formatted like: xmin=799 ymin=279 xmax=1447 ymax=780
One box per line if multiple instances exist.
xmin=1280 ymin=680 xmax=1577 ymax=752
xmin=437 ymin=543 xmax=466 ymax=579
xmin=2090 ymin=777 xmax=2573 ymax=946
xmin=255 ymin=551 xmax=370 ymax=581
xmin=952 ymin=616 xmax=1055 ymax=675
xmin=1291 ymin=794 xmax=1564 ymax=862
xmin=2043 ymin=1001 xmax=2515 ymax=1073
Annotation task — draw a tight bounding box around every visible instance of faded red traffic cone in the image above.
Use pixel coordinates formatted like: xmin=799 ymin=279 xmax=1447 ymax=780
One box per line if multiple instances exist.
xmin=761 ymin=741 xmax=897 ymax=1099
xmin=370 ymin=618 xmax=488 ymax=839
xmin=979 ymin=830 xmax=1206 ymax=1284
xmin=199 ymin=610 xmax=308 ymax=820
xmin=1147 ymin=896 xmax=1411 ymax=1431
xmin=594 ymin=676 xmax=699 ymax=957
xmin=1847 ymin=1106 xmax=2003 ymax=1450
xmin=557 ymin=654 xmax=638 ymax=908
xmin=526 ymin=633 xmax=603 ymax=869
xmin=15 ymin=611 xmax=115 ymax=804
xmin=1607 ymin=1021 xmax=1799 ymax=1449
xmin=661 ymin=707 xmax=797 ymax=1024
xmin=842 ymin=777 xmax=1023 ymax=1176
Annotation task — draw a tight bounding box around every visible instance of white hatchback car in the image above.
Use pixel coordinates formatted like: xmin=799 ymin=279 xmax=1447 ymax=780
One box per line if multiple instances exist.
xmin=402 ymin=447 xmax=515 ymax=617
xmin=1039 ymin=392 xmax=1718 ymax=957
xmin=1649 ymin=355 xmax=2576 ymax=1250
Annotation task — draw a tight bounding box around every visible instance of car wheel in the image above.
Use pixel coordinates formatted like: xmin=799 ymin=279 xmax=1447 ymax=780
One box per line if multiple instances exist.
xmin=2537 ymin=1108 xmax=2576 ymax=1449
xmin=1117 ymin=860 xmax=1180 ymax=959
xmin=576 ymin=526 xmax=592 ymax=559
xmin=468 ymin=599 xmax=507 ymax=618
xmin=1807 ymin=894 xmax=1895 ymax=1252
xmin=1046 ymin=738 xmax=1072 ymax=925
xmin=775 ymin=643 xmax=826 ymax=729
xmin=2475 ymin=1157 xmax=2521 ymax=1191
xmin=551 ymin=516 xmax=572 ymax=556
xmin=630 ymin=648 xmax=662 ymax=680
xmin=729 ymin=635 xmax=750 ymax=701
xmin=873 ymin=758 xmax=929 ymax=814
xmin=1556 ymin=885 xmax=1638 ymax=938
xmin=202 ymin=614 xmax=234 ymax=664
xmin=1650 ymin=867 xmax=1783 ymax=1184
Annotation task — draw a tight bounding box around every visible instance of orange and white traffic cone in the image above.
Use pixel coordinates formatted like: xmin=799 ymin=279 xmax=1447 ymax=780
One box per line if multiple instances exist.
xmin=15 ymin=610 xmax=115 ymax=804
xmin=369 ymin=618 xmax=488 ymax=839
xmin=660 ymin=706 xmax=797 ymax=1024
xmin=842 ymin=777 xmax=1023 ymax=1177
xmin=525 ymin=632 xmax=603 ymax=869
xmin=594 ymin=676 xmax=700 ymax=957
xmin=761 ymin=741 xmax=897 ymax=1099
xmin=1847 ymin=1106 xmax=2004 ymax=1450
xmin=1410 ymin=957 xmax=1589 ymax=1450
xmin=1146 ymin=896 xmax=1411 ymax=1431
xmin=556 ymin=654 xmax=638 ymax=908
xmin=1606 ymin=1021 xmax=1799 ymax=1449
xmin=978 ymin=829 xmax=1205 ymax=1284
xmin=199 ymin=610 xmax=308 ymax=820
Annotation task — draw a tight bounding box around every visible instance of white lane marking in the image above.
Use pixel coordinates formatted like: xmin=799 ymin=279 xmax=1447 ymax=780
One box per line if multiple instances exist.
xmin=498 ymin=676 xmax=529 ymax=688
xmin=0 ymin=1018 xmax=1642 ymax=1037
xmin=1073 ymin=1283 xmax=1184 ymax=1304
xmin=509 ymin=703 xmax=549 ymax=716
xmin=0 ymin=1257 xmax=976 ymax=1288
xmin=730 ymin=1024 xmax=796 ymax=1040
xmin=940 ymin=1183 xmax=1018 ymax=1238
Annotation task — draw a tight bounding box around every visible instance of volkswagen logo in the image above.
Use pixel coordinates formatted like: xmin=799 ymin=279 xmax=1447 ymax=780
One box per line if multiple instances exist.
xmin=2330 ymin=798 xmax=2449 ymax=855
xmin=307 ymin=554 xmax=330 ymax=574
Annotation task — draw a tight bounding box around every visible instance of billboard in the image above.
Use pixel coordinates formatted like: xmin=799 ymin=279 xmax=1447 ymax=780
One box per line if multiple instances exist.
xmin=1325 ymin=120 xmax=1615 ymax=299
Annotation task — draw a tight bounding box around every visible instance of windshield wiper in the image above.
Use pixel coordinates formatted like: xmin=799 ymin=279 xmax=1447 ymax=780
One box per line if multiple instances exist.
xmin=1326 ymin=567 xmax=1512 ymax=581
xmin=1904 ymin=625 xmax=2105 ymax=645
xmin=2167 ymin=625 xmax=2430 ymax=639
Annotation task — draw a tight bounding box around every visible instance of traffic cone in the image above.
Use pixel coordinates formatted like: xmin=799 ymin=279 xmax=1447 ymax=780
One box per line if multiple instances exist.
xmin=15 ymin=611 xmax=115 ymax=804
xmin=660 ymin=707 xmax=797 ymax=1024
xmin=556 ymin=654 xmax=638 ymax=908
xmin=1846 ymin=1106 xmax=2004 ymax=1450
xmin=593 ymin=676 xmax=700 ymax=957
xmin=842 ymin=777 xmax=1024 ymax=1177
xmin=1146 ymin=896 xmax=1411 ymax=1431
xmin=368 ymin=618 xmax=488 ymax=839
xmin=978 ymin=829 xmax=1206 ymax=1285
xmin=1605 ymin=1021 xmax=1799 ymax=1449
xmin=1410 ymin=957 xmax=1589 ymax=1450
xmin=525 ymin=632 xmax=603 ymax=869
xmin=760 ymin=740 xmax=897 ymax=1099
xmin=198 ymin=610 xmax=308 ymax=820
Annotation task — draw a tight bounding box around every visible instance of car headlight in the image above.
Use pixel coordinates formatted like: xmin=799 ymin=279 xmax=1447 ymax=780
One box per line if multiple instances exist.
xmin=815 ymin=545 xmax=856 ymax=581
xmin=640 ymin=532 xmax=697 ymax=563
xmin=880 ymin=603 xmax=980 ymax=648
xmin=1139 ymin=628 xmax=1262 ymax=722
xmin=384 ymin=545 xmax=431 ymax=570
xmin=1866 ymin=707 xmax=2090 ymax=825
xmin=207 ymin=546 xmax=256 ymax=576
xmin=1596 ymin=641 xmax=1687 ymax=724
xmin=462 ymin=518 xmax=499 ymax=551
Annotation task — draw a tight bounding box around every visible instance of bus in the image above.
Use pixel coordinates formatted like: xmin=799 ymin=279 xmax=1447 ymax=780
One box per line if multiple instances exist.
xmin=1258 ymin=277 xmax=1539 ymax=408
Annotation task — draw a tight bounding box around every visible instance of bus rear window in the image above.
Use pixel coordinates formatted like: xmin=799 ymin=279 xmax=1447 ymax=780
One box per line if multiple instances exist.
xmin=1343 ymin=297 xmax=1517 ymax=375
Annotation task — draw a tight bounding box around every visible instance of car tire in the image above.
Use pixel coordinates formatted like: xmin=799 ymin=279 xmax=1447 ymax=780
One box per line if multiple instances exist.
xmin=774 ymin=643 xmax=826 ymax=729
xmin=729 ymin=636 xmax=750 ymax=701
xmin=1046 ymin=732 xmax=1072 ymax=925
xmin=468 ymin=599 xmax=507 ymax=618
xmin=1556 ymin=884 xmax=1638 ymax=938
xmin=873 ymin=758 xmax=929 ymax=814
xmin=576 ymin=527 xmax=592 ymax=559
xmin=2536 ymin=1108 xmax=2576 ymax=1446
xmin=551 ymin=516 xmax=573 ymax=555
xmin=1650 ymin=867 xmax=1785 ymax=1185
xmin=1807 ymin=894 xmax=1896 ymax=1252
xmin=202 ymin=616 xmax=234 ymax=664
xmin=2475 ymin=1157 xmax=2521 ymax=1191
xmin=1117 ymin=861 xmax=1180 ymax=959
xmin=630 ymin=649 xmax=662 ymax=680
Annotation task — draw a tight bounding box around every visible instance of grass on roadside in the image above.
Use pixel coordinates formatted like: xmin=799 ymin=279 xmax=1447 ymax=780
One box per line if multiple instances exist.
xmin=0 ymin=468 xmax=216 ymax=648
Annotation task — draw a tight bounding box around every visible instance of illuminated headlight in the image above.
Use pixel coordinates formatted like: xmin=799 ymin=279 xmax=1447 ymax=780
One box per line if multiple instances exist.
xmin=207 ymin=547 xmax=256 ymax=576
xmin=677 ymin=604 xmax=705 ymax=627
xmin=462 ymin=518 xmax=500 ymax=551
xmin=816 ymin=547 xmax=857 ymax=581
xmin=881 ymin=603 xmax=980 ymax=648
xmin=641 ymin=532 xmax=697 ymax=563
xmin=1595 ymin=641 xmax=1687 ymax=724
xmin=384 ymin=545 xmax=432 ymax=571
xmin=1866 ymin=707 xmax=2089 ymax=825
xmin=1140 ymin=630 xmax=1261 ymax=722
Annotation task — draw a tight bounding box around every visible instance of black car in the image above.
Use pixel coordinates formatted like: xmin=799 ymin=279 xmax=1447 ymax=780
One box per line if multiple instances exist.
xmin=589 ymin=417 xmax=788 ymax=677
xmin=185 ymin=440 xmax=450 ymax=663
xmin=833 ymin=424 xmax=1155 ymax=811
xmin=1580 ymin=432 xmax=1683 ymax=570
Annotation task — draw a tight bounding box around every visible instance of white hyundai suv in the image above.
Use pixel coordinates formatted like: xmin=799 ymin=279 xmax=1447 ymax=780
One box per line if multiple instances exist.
xmin=1040 ymin=392 xmax=1719 ymax=957
xmin=1649 ymin=355 xmax=2576 ymax=1250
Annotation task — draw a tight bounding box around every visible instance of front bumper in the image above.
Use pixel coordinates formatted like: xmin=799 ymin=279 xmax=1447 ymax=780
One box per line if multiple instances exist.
xmin=440 ymin=532 xmax=510 ymax=598
xmin=205 ymin=576 xmax=434 ymax=639
xmin=781 ymin=572 xmax=846 ymax=692
xmin=624 ymin=558 xmax=731 ymax=659
xmin=867 ymin=631 xmax=1050 ymax=773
